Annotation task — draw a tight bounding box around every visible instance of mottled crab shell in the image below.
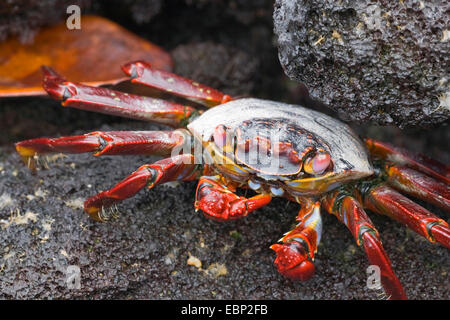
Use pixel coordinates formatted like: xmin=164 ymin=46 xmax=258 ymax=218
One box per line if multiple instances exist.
xmin=232 ymin=118 xmax=328 ymax=176
xmin=188 ymin=98 xmax=374 ymax=191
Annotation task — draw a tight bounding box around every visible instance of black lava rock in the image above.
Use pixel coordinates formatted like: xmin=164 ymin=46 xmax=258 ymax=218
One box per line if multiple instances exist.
xmin=0 ymin=0 xmax=162 ymax=43
xmin=274 ymin=0 xmax=450 ymax=128
xmin=94 ymin=0 xmax=163 ymax=25
xmin=0 ymin=0 xmax=91 ymax=43
xmin=172 ymin=42 xmax=259 ymax=97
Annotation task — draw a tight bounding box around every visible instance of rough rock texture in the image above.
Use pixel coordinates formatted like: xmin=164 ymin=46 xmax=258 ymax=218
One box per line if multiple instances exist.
xmin=274 ymin=0 xmax=450 ymax=128
xmin=172 ymin=42 xmax=259 ymax=97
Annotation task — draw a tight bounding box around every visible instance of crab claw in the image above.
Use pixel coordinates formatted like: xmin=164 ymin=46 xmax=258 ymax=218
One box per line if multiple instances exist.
xmin=195 ymin=176 xmax=271 ymax=221
xmin=196 ymin=187 xmax=246 ymax=221
xmin=271 ymin=241 xmax=315 ymax=281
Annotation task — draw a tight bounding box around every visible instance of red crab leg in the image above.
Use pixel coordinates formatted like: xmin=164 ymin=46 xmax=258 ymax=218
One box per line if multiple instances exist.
xmin=322 ymin=191 xmax=407 ymax=300
xmin=365 ymin=138 xmax=450 ymax=184
xmin=84 ymin=154 xmax=199 ymax=221
xmin=271 ymin=200 xmax=321 ymax=282
xmin=42 ymin=66 xmax=198 ymax=128
xmin=384 ymin=165 xmax=450 ymax=212
xmin=194 ymin=175 xmax=271 ymax=221
xmin=363 ymin=184 xmax=450 ymax=249
xmin=16 ymin=130 xmax=188 ymax=171
xmin=121 ymin=61 xmax=233 ymax=107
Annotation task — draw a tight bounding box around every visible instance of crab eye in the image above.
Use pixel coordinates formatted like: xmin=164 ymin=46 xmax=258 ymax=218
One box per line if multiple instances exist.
xmin=213 ymin=124 xmax=235 ymax=153
xmin=213 ymin=125 xmax=228 ymax=148
xmin=304 ymin=152 xmax=331 ymax=175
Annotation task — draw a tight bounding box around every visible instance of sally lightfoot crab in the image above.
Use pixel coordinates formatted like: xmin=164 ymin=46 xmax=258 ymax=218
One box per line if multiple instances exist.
xmin=15 ymin=61 xmax=449 ymax=300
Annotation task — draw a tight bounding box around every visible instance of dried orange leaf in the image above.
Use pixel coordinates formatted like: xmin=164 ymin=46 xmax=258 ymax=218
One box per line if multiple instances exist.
xmin=0 ymin=15 xmax=173 ymax=97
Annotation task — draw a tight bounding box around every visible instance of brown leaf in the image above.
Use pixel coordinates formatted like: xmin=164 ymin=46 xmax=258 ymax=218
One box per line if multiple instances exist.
xmin=0 ymin=15 xmax=173 ymax=97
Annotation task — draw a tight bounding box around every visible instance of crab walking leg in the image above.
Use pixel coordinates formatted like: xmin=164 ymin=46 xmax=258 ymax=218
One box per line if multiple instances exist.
xmin=365 ymin=138 xmax=450 ymax=184
xmin=194 ymin=175 xmax=271 ymax=221
xmin=271 ymin=201 xmax=321 ymax=281
xmin=16 ymin=130 xmax=188 ymax=171
xmin=384 ymin=165 xmax=450 ymax=212
xmin=322 ymin=192 xmax=407 ymax=300
xmin=363 ymin=184 xmax=450 ymax=249
xmin=84 ymin=154 xmax=199 ymax=221
xmin=42 ymin=66 xmax=198 ymax=128
xmin=121 ymin=61 xmax=233 ymax=107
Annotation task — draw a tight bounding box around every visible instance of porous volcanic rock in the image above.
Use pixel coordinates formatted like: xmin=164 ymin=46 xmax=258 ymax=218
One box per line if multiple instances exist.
xmin=274 ymin=0 xmax=450 ymax=128
xmin=172 ymin=42 xmax=259 ymax=97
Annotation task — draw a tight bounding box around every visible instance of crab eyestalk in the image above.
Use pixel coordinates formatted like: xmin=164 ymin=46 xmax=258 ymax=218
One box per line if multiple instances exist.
xmin=213 ymin=124 xmax=234 ymax=153
xmin=303 ymin=151 xmax=331 ymax=175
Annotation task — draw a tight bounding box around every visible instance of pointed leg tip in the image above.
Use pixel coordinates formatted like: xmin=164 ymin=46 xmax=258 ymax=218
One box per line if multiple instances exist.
xmin=41 ymin=65 xmax=62 ymax=79
xmin=40 ymin=66 xmax=77 ymax=102
xmin=121 ymin=61 xmax=150 ymax=78
xmin=83 ymin=193 xmax=107 ymax=221
xmin=83 ymin=202 xmax=104 ymax=222
xmin=16 ymin=141 xmax=40 ymax=172
xmin=42 ymin=79 xmax=75 ymax=102
xmin=121 ymin=62 xmax=133 ymax=76
xmin=15 ymin=142 xmax=35 ymax=157
xmin=42 ymin=77 xmax=64 ymax=99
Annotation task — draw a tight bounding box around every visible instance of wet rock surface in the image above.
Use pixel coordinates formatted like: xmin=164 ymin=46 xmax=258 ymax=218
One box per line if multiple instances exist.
xmin=0 ymin=0 xmax=449 ymax=300
xmin=274 ymin=0 xmax=450 ymax=128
